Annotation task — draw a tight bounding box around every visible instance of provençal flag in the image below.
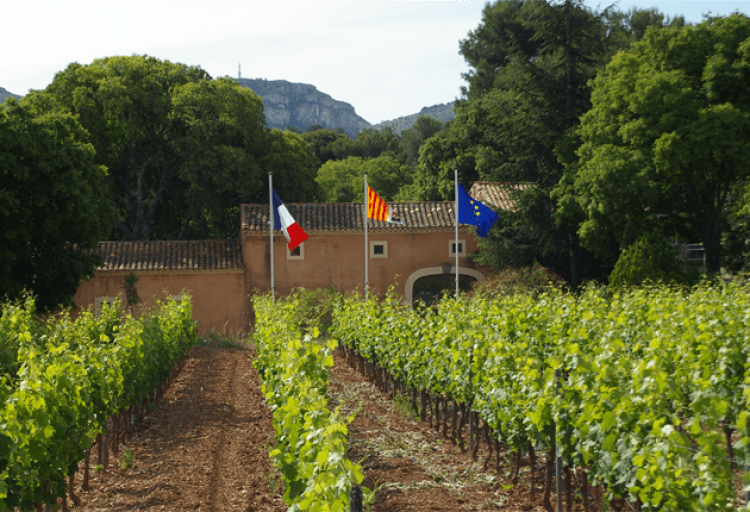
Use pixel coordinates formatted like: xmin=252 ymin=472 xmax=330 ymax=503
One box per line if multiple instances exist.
xmin=457 ymin=182 xmax=498 ymax=238
xmin=367 ymin=186 xmax=401 ymax=224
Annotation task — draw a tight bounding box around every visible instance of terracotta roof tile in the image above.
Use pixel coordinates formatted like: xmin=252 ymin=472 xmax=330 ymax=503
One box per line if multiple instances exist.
xmin=468 ymin=182 xmax=534 ymax=211
xmin=91 ymin=240 xmax=243 ymax=272
xmin=241 ymin=202 xmax=464 ymax=235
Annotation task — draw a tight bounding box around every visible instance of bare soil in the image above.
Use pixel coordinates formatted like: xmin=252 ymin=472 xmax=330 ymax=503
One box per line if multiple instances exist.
xmin=71 ymin=346 xmax=286 ymax=511
xmin=71 ymin=344 xmax=604 ymax=512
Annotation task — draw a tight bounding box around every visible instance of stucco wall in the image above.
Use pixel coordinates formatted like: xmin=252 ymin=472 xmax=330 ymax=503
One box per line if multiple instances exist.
xmin=243 ymin=230 xmax=485 ymax=301
xmin=72 ymin=272 xmax=246 ymax=336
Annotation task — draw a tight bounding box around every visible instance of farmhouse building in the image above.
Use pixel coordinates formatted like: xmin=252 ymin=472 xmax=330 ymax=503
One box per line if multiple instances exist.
xmin=73 ymin=185 xmax=520 ymax=335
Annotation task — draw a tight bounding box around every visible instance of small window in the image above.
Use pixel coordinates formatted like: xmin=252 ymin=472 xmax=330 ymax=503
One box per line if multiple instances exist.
xmin=370 ymin=241 xmax=388 ymax=259
xmin=95 ymin=296 xmax=118 ymax=316
xmin=287 ymin=243 xmax=304 ymax=260
xmin=449 ymin=239 xmax=466 ymax=258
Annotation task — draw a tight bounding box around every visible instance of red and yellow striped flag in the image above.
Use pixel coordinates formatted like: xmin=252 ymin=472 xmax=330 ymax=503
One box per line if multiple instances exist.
xmin=367 ymin=186 xmax=391 ymax=221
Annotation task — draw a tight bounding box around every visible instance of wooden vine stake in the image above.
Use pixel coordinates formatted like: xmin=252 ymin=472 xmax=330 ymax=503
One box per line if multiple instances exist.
xmin=82 ymin=446 xmax=91 ymax=490
xmin=349 ymin=485 xmax=363 ymax=512
xmin=68 ymin=471 xmax=81 ymax=507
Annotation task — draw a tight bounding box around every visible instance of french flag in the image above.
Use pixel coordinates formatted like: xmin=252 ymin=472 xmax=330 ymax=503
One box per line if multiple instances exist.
xmin=272 ymin=189 xmax=309 ymax=251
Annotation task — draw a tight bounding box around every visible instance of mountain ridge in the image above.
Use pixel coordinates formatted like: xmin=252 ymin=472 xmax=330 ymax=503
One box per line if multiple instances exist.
xmin=0 ymin=87 xmax=21 ymax=103
xmin=370 ymin=102 xmax=456 ymax=134
xmin=237 ymin=78 xmax=371 ymax=138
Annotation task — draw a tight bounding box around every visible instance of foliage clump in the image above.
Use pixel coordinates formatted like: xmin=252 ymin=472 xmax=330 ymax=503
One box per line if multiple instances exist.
xmin=470 ymin=263 xmax=566 ymax=298
xmin=609 ymin=231 xmax=698 ymax=288
xmin=288 ymin=286 xmax=341 ymax=336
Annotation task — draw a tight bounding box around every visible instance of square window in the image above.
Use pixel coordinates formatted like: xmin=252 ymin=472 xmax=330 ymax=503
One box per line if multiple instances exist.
xmin=449 ymin=239 xmax=466 ymax=257
xmin=370 ymin=241 xmax=388 ymax=259
xmin=95 ymin=296 xmax=118 ymax=316
xmin=287 ymin=243 xmax=304 ymax=260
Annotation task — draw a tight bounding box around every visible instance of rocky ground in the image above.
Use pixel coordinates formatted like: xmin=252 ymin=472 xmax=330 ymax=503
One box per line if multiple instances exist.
xmin=70 ymin=344 xmax=603 ymax=511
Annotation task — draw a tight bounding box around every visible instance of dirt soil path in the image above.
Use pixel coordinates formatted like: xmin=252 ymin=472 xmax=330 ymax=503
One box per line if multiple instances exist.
xmin=330 ymin=350 xmax=605 ymax=512
xmin=73 ymin=346 xmax=286 ymax=512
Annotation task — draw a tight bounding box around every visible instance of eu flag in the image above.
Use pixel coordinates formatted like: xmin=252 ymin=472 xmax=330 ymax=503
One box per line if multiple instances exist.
xmin=457 ymin=183 xmax=498 ymax=238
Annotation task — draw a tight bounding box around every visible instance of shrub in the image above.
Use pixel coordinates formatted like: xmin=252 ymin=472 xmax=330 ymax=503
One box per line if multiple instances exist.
xmin=609 ymin=232 xmax=698 ymax=287
xmin=470 ymin=262 xmax=566 ymax=298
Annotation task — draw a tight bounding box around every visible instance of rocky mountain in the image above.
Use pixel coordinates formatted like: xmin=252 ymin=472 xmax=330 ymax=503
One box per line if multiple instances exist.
xmin=0 ymin=87 xmax=21 ymax=103
xmin=370 ymin=102 xmax=456 ymax=134
xmin=237 ymin=78 xmax=370 ymax=138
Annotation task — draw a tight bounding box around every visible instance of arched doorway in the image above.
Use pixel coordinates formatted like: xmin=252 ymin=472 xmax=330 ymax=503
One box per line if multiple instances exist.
xmin=404 ymin=266 xmax=486 ymax=306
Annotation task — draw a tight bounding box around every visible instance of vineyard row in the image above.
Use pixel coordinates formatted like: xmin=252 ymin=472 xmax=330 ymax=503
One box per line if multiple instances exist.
xmin=0 ymin=296 xmax=196 ymax=510
xmin=329 ymin=283 xmax=750 ymax=512
xmin=253 ymin=295 xmax=368 ymax=512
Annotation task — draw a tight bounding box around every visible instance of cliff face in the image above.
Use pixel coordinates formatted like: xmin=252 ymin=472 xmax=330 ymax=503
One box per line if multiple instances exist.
xmin=238 ymin=78 xmax=370 ymax=138
xmin=370 ymin=102 xmax=456 ymax=134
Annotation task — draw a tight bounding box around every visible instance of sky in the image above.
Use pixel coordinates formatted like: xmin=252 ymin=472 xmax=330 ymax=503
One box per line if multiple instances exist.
xmin=2 ymin=0 xmax=749 ymax=125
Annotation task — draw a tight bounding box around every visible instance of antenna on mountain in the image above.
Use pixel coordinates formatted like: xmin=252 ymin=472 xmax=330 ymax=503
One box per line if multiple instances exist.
xmin=238 ymin=62 xmax=242 ymax=80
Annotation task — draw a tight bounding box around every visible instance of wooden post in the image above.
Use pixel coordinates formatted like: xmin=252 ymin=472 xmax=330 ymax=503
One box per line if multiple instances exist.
xmin=82 ymin=447 xmax=91 ymax=490
xmin=419 ymin=389 xmax=426 ymax=422
xmin=96 ymin=434 xmax=103 ymax=466
xmin=350 ymin=485 xmax=363 ymax=512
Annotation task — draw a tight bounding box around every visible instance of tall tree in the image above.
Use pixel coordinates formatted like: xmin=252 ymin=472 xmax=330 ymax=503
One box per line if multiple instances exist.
xmin=568 ymin=14 xmax=750 ymax=274
xmin=445 ymin=0 xmax=614 ymax=284
xmin=165 ymin=76 xmax=267 ymax=239
xmin=23 ymin=55 xmax=273 ymax=241
xmin=0 ymin=100 xmax=114 ymax=310
xmin=261 ymin=129 xmax=320 ymax=203
xmin=417 ymin=0 xmax=678 ymax=284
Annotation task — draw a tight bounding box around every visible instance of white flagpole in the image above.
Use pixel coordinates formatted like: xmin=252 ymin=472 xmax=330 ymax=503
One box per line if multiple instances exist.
xmin=364 ymin=172 xmax=369 ymax=298
xmin=269 ymin=172 xmax=275 ymax=301
xmin=455 ymin=168 xmax=459 ymax=302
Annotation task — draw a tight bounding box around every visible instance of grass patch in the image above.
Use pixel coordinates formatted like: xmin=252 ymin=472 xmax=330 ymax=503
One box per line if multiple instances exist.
xmin=196 ymin=330 xmax=253 ymax=349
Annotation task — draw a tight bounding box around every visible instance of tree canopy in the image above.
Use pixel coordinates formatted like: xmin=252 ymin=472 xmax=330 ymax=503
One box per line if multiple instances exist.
xmin=399 ymin=116 xmax=444 ymax=168
xmin=0 ymin=100 xmax=114 ymax=310
xmin=300 ymin=126 xmax=350 ymax=166
xmin=315 ymin=156 xmax=412 ymax=203
xmin=23 ymin=55 xmax=317 ymax=241
xmin=567 ymin=14 xmax=750 ymax=274
xmin=411 ymin=0 xmax=684 ymax=284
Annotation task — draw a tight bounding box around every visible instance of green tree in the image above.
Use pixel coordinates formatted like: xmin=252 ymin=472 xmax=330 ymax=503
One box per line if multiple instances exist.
xmin=0 ymin=100 xmax=115 ymax=310
xmin=570 ymin=14 xmax=750 ymax=274
xmin=316 ymin=156 xmax=411 ymax=203
xmin=332 ymin=127 xmax=401 ymax=161
xmin=166 ymin=76 xmax=267 ymax=239
xmin=419 ymin=0 xmax=681 ymax=285
xmin=300 ymin=127 xmax=350 ymax=166
xmin=315 ymin=157 xmax=362 ymax=202
xmin=404 ymin=121 xmax=477 ymax=201
xmin=262 ymin=129 xmax=320 ymax=202
xmin=440 ymin=0 xmax=616 ymax=284
xmin=23 ymin=55 xmax=271 ymax=241
xmin=399 ymin=116 xmax=444 ymax=168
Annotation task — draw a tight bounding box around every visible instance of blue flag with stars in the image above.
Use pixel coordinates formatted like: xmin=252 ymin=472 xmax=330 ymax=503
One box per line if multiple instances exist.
xmin=457 ymin=182 xmax=498 ymax=238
